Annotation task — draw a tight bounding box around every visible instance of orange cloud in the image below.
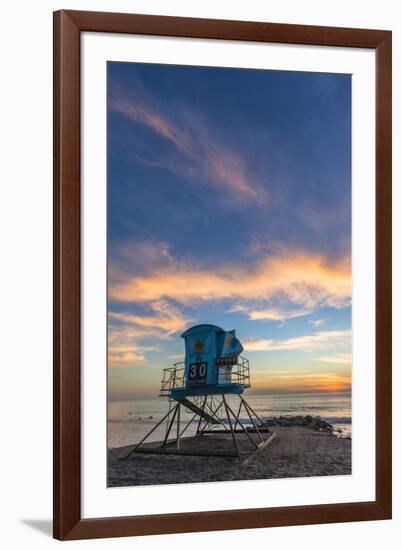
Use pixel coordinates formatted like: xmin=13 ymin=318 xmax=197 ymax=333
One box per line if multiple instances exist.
xmin=109 ymin=247 xmax=351 ymax=314
xmin=109 ymin=300 xmax=189 ymax=336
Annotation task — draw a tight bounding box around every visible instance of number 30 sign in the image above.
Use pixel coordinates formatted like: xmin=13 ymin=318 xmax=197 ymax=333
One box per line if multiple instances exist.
xmin=188 ymin=362 xmax=208 ymax=385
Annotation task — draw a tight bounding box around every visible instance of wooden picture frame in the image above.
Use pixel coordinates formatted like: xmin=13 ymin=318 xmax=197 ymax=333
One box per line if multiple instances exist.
xmin=53 ymin=10 xmax=392 ymax=540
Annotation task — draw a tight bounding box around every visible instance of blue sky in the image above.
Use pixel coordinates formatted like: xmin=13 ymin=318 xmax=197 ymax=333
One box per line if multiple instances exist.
xmin=107 ymin=61 xmax=351 ymax=400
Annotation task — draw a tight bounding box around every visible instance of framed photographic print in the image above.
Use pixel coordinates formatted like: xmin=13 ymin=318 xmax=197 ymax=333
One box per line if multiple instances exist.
xmin=53 ymin=10 xmax=392 ymax=540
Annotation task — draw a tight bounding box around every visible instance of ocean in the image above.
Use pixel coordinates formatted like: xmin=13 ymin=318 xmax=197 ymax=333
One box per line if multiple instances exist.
xmin=108 ymin=391 xmax=351 ymax=448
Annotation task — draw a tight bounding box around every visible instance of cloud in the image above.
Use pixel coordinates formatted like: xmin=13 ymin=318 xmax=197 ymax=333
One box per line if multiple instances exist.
xmin=109 ymin=300 xmax=189 ymax=336
xmin=108 ymin=299 xmax=190 ymax=368
xmin=109 ymin=246 xmax=351 ymax=315
xmin=244 ymin=329 xmax=351 ymax=353
xmin=110 ymin=241 xmax=175 ymax=274
xmin=316 ymin=353 xmax=352 ymax=365
xmin=110 ymin=94 xmax=189 ymax=154
xmin=108 ymin=323 xmax=164 ymax=342
xmin=310 ymin=319 xmax=325 ymax=327
xmin=109 ymin=89 xmax=266 ymax=202
xmin=231 ymin=305 xmax=313 ymax=322
xmin=108 ymin=343 xmax=158 ymax=369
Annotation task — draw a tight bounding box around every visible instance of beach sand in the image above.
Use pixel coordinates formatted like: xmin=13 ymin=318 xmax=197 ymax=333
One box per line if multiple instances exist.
xmin=108 ymin=426 xmax=351 ymax=487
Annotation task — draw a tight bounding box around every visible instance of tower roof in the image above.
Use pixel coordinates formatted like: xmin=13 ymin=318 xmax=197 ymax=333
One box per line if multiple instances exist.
xmin=180 ymin=324 xmax=225 ymax=339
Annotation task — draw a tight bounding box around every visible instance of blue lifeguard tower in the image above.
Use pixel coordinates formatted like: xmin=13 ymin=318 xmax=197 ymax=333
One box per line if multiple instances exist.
xmin=170 ymin=324 xmax=247 ymax=399
xmin=127 ymin=324 xmax=274 ymax=461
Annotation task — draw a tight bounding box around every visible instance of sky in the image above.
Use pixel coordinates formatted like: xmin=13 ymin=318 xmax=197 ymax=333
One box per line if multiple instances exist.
xmin=107 ymin=61 xmax=351 ymax=401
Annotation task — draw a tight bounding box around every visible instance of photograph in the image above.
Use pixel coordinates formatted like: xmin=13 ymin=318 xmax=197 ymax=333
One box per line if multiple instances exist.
xmin=1 ymin=1 xmax=395 ymax=545
xmin=106 ymin=61 xmax=352 ymax=487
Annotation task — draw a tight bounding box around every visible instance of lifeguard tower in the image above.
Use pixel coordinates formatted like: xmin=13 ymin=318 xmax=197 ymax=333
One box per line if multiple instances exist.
xmin=125 ymin=324 xmax=274 ymax=462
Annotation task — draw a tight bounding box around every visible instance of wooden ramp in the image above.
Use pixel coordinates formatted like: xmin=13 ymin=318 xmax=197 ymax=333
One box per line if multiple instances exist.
xmin=178 ymin=397 xmax=220 ymax=424
xmin=242 ymin=432 xmax=277 ymax=465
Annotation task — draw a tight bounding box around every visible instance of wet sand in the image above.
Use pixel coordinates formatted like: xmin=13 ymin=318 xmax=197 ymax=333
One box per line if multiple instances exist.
xmin=108 ymin=426 xmax=351 ymax=487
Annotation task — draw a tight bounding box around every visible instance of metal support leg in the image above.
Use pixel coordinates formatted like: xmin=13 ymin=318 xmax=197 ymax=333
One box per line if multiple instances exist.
xmin=165 ymin=398 xmax=172 ymax=433
xmin=241 ymin=398 xmax=265 ymax=443
xmin=161 ymin=403 xmax=179 ymax=447
xmin=242 ymin=398 xmax=264 ymax=426
xmin=176 ymin=403 xmax=181 ymax=449
xmin=121 ymin=403 xmax=178 ymax=460
xmin=199 ymin=400 xmax=225 ymax=434
xmin=225 ymin=399 xmax=258 ymax=449
xmin=180 ymin=412 xmax=198 ymax=438
xmin=232 ymin=398 xmax=243 ymax=431
xmin=204 ymin=398 xmax=224 ymax=424
xmin=195 ymin=396 xmax=207 ymax=436
xmin=222 ymin=395 xmax=241 ymax=461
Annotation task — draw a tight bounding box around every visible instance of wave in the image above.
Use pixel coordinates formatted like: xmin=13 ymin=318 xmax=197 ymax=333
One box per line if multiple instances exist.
xmin=324 ymin=416 xmax=351 ymax=424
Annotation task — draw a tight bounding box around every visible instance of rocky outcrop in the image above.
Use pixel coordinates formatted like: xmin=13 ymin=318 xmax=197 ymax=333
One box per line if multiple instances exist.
xmin=260 ymin=415 xmax=335 ymax=434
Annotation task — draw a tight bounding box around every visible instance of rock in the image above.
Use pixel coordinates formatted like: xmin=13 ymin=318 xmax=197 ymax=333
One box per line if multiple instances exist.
xmin=260 ymin=415 xmax=335 ymax=435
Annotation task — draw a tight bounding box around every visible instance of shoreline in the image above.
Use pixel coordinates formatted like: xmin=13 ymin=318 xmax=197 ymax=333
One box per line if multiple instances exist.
xmin=108 ymin=417 xmax=352 ymax=487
